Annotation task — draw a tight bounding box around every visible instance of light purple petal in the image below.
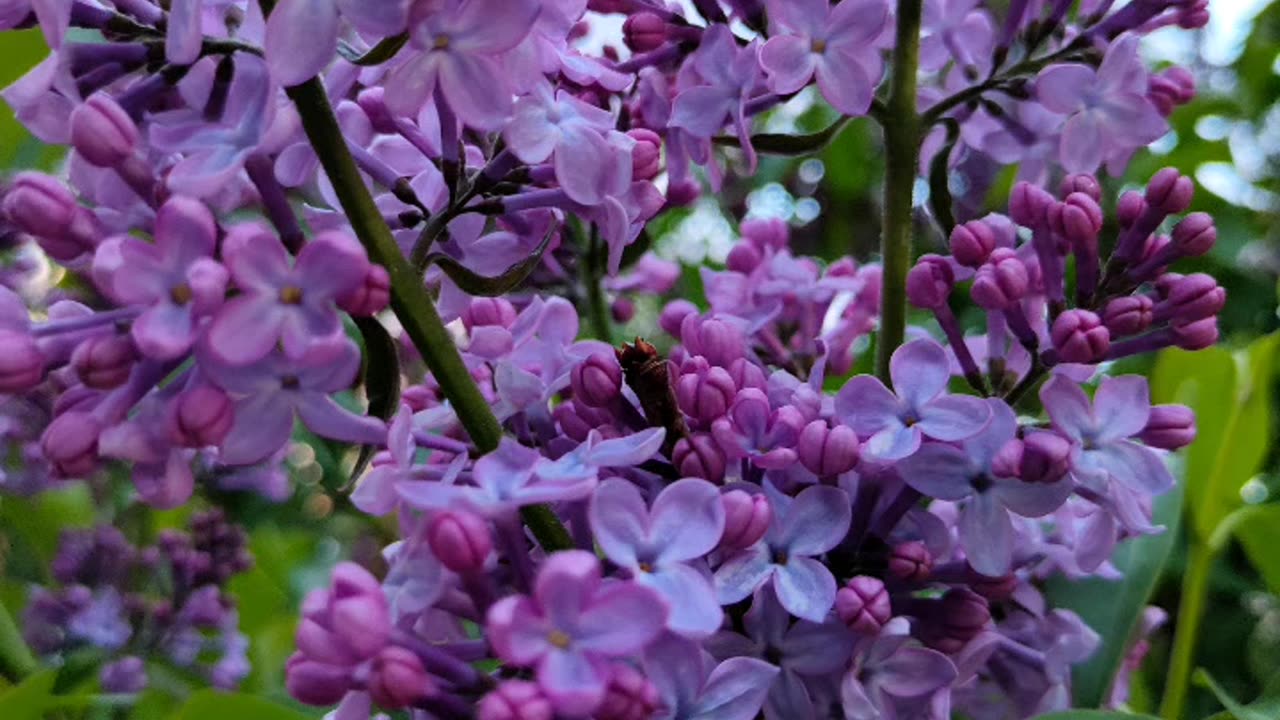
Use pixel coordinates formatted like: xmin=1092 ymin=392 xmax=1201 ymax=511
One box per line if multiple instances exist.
xmin=876 ymin=646 xmax=957 ymax=698
xmin=693 ymin=657 xmax=780 ymax=720
xmin=164 ymin=0 xmax=203 ymax=64
xmin=765 ymin=670 xmax=815 ymax=720
xmin=337 ymin=0 xmax=409 ymax=36
xmin=993 ymin=477 xmax=1073 ymax=518
xmin=650 ymin=478 xmax=726 ymax=564
xmin=826 ymin=0 xmax=890 ymax=49
xmin=814 ymin=48 xmax=875 ymax=116
xmin=641 ymin=564 xmax=723 ymax=637
xmin=30 ymin=0 xmax=71 ymax=50
xmin=915 ymin=394 xmax=992 ymax=441
xmin=890 ymin=339 xmax=950 ymax=410
xmin=220 ymin=393 xmax=294 ymax=466
xmin=834 ymin=375 xmax=900 ymax=435
xmin=1060 ymin=111 xmax=1105 ymax=174
xmin=265 ymin=0 xmax=340 ymax=86
xmin=449 ymin=0 xmax=540 ymax=53
xmin=132 ymin=303 xmax=195 ymax=360
xmin=294 ymin=235 xmax=368 ymax=298
xmin=1093 ymin=441 xmax=1174 ymax=495
xmin=773 ymin=484 xmax=851 ymax=556
xmin=1040 ymin=375 xmax=1094 ymax=441
xmin=351 ymin=466 xmax=399 ymax=516
xmin=1092 ymin=375 xmax=1151 ymax=442
xmin=772 ymin=557 xmax=837 ymax=622
xmin=537 ymin=650 xmax=608 ymax=716
xmin=670 ymin=86 xmax=733 ymax=139
xmin=296 ymin=394 xmax=387 ymax=445
xmin=759 ymin=36 xmax=816 ymax=95
xmin=575 ymin=582 xmax=668 ymax=654
xmin=960 ymin=494 xmax=1011 ymax=577
xmin=554 ymin=124 xmax=616 ymax=206
xmin=897 ymin=443 xmax=974 ymax=500
xmin=864 ymin=423 xmax=920 ymax=461
xmin=382 ymin=53 xmax=440 ymax=118
xmin=438 ymin=53 xmax=513 ymax=132
xmin=714 ymin=544 xmax=773 ymax=605
xmin=1035 ymin=64 xmax=1094 ymax=114
xmin=1101 ymin=95 xmax=1168 ymax=145
xmin=584 ymin=427 xmax=665 ymax=467
xmin=207 ymin=296 xmax=285 ymax=366
xmin=780 ymin=618 xmax=853 ymax=674
xmin=588 ymin=479 xmax=647 ymax=567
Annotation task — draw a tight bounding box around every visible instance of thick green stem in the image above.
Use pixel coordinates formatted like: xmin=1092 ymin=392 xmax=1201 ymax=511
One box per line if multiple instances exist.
xmin=875 ymin=0 xmax=924 ymax=386
xmin=583 ymin=227 xmax=614 ymax=343
xmin=1159 ymin=537 xmax=1214 ymax=719
xmin=260 ymin=0 xmax=571 ymax=553
xmin=0 ymin=601 xmax=36 ymax=682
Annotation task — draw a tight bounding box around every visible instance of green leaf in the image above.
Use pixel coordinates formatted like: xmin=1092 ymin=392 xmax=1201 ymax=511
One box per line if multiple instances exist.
xmin=1032 ymin=712 xmax=1161 ymax=719
xmin=336 ymin=33 xmax=409 ymax=66
xmin=172 ymin=690 xmax=314 ymax=720
xmin=348 ymin=316 xmax=402 ymax=487
xmin=0 ymin=671 xmax=56 ymax=720
xmin=1044 ymin=482 xmax=1184 ymax=708
xmin=422 ymin=220 xmax=556 ymax=296
xmin=1234 ymin=504 xmax=1280 ymax=595
xmin=1197 ymin=667 xmax=1280 ymax=720
xmin=0 ymin=485 xmax=96 ymax=574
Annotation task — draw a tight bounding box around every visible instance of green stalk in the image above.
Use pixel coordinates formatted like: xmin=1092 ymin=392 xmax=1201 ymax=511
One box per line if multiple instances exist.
xmin=259 ymin=0 xmax=571 ymax=553
xmin=0 ymin=601 xmax=36 ymax=682
xmin=1159 ymin=537 xmax=1213 ymax=719
xmin=583 ymin=226 xmax=614 ymax=343
xmin=875 ymin=0 xmax=925 ymax=386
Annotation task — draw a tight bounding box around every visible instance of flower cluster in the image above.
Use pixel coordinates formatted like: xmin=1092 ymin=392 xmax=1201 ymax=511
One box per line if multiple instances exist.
xmin=23 ymin=510 xmax=253 ymax=693
xmin=0 ymin=0 xmax=1221 ymax=718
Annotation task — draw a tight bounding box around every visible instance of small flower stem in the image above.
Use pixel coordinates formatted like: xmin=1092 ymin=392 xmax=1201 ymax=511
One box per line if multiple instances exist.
xmin=875 ymin=0 xmax=924 ymax=386
xmin=0 ymin=601 xmax=36 ymax=682
xmin=582 ymin=224 xmax=614 ymax=343
xmin=1159 ymin=537 xmax=1213 ymax=719
xmin=258 ymin=0 xmax=572 ymax=554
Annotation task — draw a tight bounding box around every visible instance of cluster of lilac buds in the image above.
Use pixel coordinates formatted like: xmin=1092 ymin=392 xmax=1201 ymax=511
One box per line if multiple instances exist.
xmin=23 ymin=510 xmax=253 ymax=693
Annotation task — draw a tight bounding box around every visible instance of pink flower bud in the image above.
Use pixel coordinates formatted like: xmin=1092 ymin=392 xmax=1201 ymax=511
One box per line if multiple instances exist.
xmin=660 ymin=299 xmax=698 ymax=337
xmin=1171 ymin=212 xmax=1215 ymax=256
xmin=1140 ymin=404 xmax=1196 ymax=450
xmin=627 ymin=128 xmax=663 ymax=181
xmin=4 ymin=172 xmax=77 ymax=241
xmin=906 ymin=255 xmax=954 ymax=309
xmin=554 ymin=400 xmax=615 ymax=443
xmin=666 ymin=180 xmax=700 ymax=207
xmin=1103 ymin=295 xmax=1154 ymax=336
xmin=949 ymin=221 xmax=996 ymax=267
xmin=285 ymin=653 xmax=352 ymax=706
xmin=970 ymin=249 xmax=1028 ymax=310
xmin=796 ymin=420 xmax=859 ymax=477
xmin=41 ymin=410 xmax=102 ymax=478
xmin=680 ymin=316 xmax=744 ymax=367
xmin=1020 ymin=430 xmax=1071 ymax=484
xmin=889 ymin=541 xmax=932 ymax=582
xmin=673 ymin=434 xmax=726 ymax=484
xmin=1145 ymin=168 xmax=1194 ymax=214
xmin=1048 ymin=192 xmax=1103 ymax=248
xmin=1116 ymin=191 xmax=1145 ymax=228
xmin=464 ymin=297 xmax=517 ymax=329
xmin=1059 ymin=174 xmax=1101 ymax=201
xmin=1172 ymin=316 xmax=1218 ymax=350
xmin=337 ymin=263 xmax=391 ymax=317
xmin=611 ymin=297 xmax=636 ymax=323
xmin=427 ymin=510 xmax=492 ymax=573
xmin=623 ymin=12 xmax=668 ymax=52
xmin=368 ymin=646 xmax=432 ymax=710
xmin=0 ymin=330 xmax=44 ymax=393
xmin=932 ymin=588 xmax=990 ymax=654
xmin=720 ymin=490 xmax=771 ymax=551
xmin=70 ymin=92 xmax=138 ymax=168
xmin=71 ymin=334 xmax=137 ymax=389
xmin=572 ymin=352 xmax=624 ymax=408
xmin=725 ymin=241 xmax=763 ymax=273
xmin=478 ymin=680 xmax=553 ymax=720
xmin=169 ymin=386 xmax=235 ymax=448
xmin=676 ymin=364 xmax=736 ymax=426
xmin=297 ymin=562 xmax=391 ymax=664
xmin=1051 ymin=310 xmax=1109 ymax=364
xmin=596 ymin=664 xmax=660 ymax=720
xmin=835 ymin=576 xmax=890 ymax=635
xmin=1161 ymin=273 xmax=1225 ymax=324
xmin=1008 ymin=182 xmax=1054 ymax=228
xmin=726 ymin=357 xmax=767 ymax=392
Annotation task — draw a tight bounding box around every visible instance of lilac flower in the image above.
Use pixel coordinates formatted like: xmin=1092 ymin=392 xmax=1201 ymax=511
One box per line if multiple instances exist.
xmin=841 ymin=619 xmax=957 ymax=720
xmin=898 ymin=400 xmax=1073 ymax=576
xmin=711 ymin=389 xmax=803 ymax=470
xmin=382 ymin=0 xmax=540 ymax=129
xmin=759 ymin=0 xmax=890 ymax=116
xmin=836 ymin=338 xmax=992 ymax=461
xmin=264 ymin=0 xmax=411 ymax=86
xmin=202 ymin=339 xmax=387 ymax=466
xmin=486 ymin=550 xmax=668 ymax=716
xmin=92 ymin=196 xmax=227 ymax=360
xmin=1035 ymin=34 xmax=1168 ymax=173
xmin=644 ymin=632 xmax=779 ymax=720
xmin=670 ymin=26 xmax=765 ymax=172
xmin=589 ymin=478 xmax=725 ymax=636
xmin=1040 ymin=375 xmax=1174 ymax=495
xmin=351 ymin=405 xmax=419 ymax=516
xmin=207 ymin=225 xmax=368 ymax=366
xmin=714 ymin=483 xmax=851 ymax=621
xmin=919 ymin=0 xmax=995 ymax=72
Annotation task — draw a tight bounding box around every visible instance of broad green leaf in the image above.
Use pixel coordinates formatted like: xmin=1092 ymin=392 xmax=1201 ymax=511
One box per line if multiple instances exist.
xmin=1045 ymin=483 xmax=1184 ymax=708
xmin=1234 ymin=504 xmax=1280 ymax=595
xmin=0 ymin=485 xmax=96 ymax=574
xmin=1033 ymin=712 xmax=1161 ymax=720
xmin=1197 ymin=667 xmax=1280 ymax=720
xmin=172 ymin=690 xmax=314 ymax=720
xmin=0 ymin=671 xmax=56 ymax=720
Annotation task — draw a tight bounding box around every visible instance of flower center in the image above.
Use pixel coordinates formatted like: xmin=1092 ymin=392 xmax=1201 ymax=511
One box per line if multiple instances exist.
xmin=279 ymin=286 xmax=303 ymax=305
xmin=170 ymin=284 xmax=193 ymax=305
xmin=638 ymin=561 xmax=653 ymax=573
xmin=433 ymin=35 xmax=450 ymax=50
xmin=547 ymin=629 xmax=571 ymax=649
xmin=281 ymin=375 xmax=300 ymax=390
xmin=772 ymin=548 xmax=789 ymax=566
xmin=971 ymin=473 xmax=993 ymax=493
xmin=810 ymin=38 xmax=826 ymax=54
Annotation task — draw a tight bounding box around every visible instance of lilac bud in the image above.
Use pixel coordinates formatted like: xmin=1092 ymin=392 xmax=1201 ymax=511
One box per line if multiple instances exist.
xmin=1178 ymin=1 xmax=1210 ymax=29
xmin=1008 ymin=182 xmax=1054 ymax=228
xmin=286 ymin=653 xmax=352 ymax=706
xmin=296 ymin=562 xmax=391 ymax=665
xmin=666 ymin=180 xmax=700 ymax=207
xmin=1145 ymin=168 xmax=1194 ymax=214
xmin=611 ymin=297 xmax=636 ymax=323
xmin=971 ymin=249 xmax=1028 ymax=310
xmin=739 ymin=218 xmax=789 ymax=251
xmin=835 ymin=576 xmax=891 ymax=635
xmin=623 ymin=12 xmax=667 ymax=52
xmin=4 ymin=172 xmax=77 ymax=240
xmin=950 ymin=221 xmax=996 ymax=267
xmin=673 ymin=434 xmax=726 ymax=484
xmin=70 ymin=92 xmax=138 ymax=168
xmin=1103 ymin=295 xmax=1154 ymax=337
xmin=796 ymin=420 xmax=859 ymax=477
xmin=1171 ymin=212 xmax=1216 ymax=257
xmin=464 ymin=297 xmax=517 ymax=330
xmin=680 ymin=315 xmax=744 ymax=367
xmin=41 ymin=411 xmax=102 ymax=478
xmin=0 ymin=330 xmax=44 ymax=392
xmin=933 ymin=588 xmax=990 ymax=653
xmin=726 ymin=357 xmax=767 ymax=392
xmin=597 ymin=664 xmax=660 ymax=720
xmin=720 ymin=490 xmax=771 ymax=551
xmin=627 ymin=128 xmax=663 ymax=181
xmin=1059 ymin=174 xmax=1101 ymax=202
xmin=725 ymin=241 xmax=763 ymax=273
xmin=168 ymin=386 xmax=234 ymax=448
xmin=100 ymin=656 xmax=147 ymax=694
xmin=554 ymin=400 xmax=616 ymax=443
xmin=1116 ymin=191 xmax=1146 ymax=228
xmin=967 ymin=569 xmax=1017 ymax=601
xmin=71 ymin=334 xmax=137 ymax=389
xmin=1048 ymin=193 xmax=1103 ymax=247
xmin=906 ymin=254 xmax=954 ymax=309
xmin=1172 ymin=316 xmax=1218 ymax=350
xmin=1019 ymin=430 xmax=1071 ymax=484
xmin=1140 ymin=404 xmax=1196 ymax=450
xmin=1051 ymin=310 xmax=1109 ymax=364
xmin=572 ymin=352 xmax=624 ymax=408
xmin=337 ymin=263 xmax=391 ymax=317
xmin=478 ymin=680 xmax=553 ymax=720
xmin=368 ymin=646 xmax=432 ymax=710
xmin=660 ymin=300 xmax=698 ymax=337
xmin=1160 ymin=273 xmax=1225 ymax=324
xmin=427 ymin=510 xmax=492 ymax=573
xmin=889 ymin=541 xmax=932 ymax=582
xmin=676 ymin=364 xmax=736 ymax=426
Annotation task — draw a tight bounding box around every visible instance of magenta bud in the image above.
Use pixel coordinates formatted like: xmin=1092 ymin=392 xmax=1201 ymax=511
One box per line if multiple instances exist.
xmin=970 ymin=249 xmax=1028 ymax=310
xmin=1020 ymin=430 xmax=1071 ymax=484
xmin=933 ymin=588 xmax=990 ymax=653
xmin=659 ymin=299 xmax=699 ymax=337
xmin=1008 ymin=182 xmax=1054 ymax=228
xmin=285 ymin=653 xmax=352 ymax=706
xmin=4 ymin=172 xmax=77 ymax=241
xmin=169 ymin=386 xmax=235 ymax=448
xmin=949 ymin=221 xmax=996 ymax=267
xmin=739 ymin=218 xmax=789 ymax=251
xmin=623 ymin=11 xmax=668 ymax=52
xmin=1049 ymin=192 xmax=1103 ymax=246
xmin=1162 ymin=66 xmax=1196 ymax=103
xmin=297 ymin=562 xmax=391 ymax=663
xmin=796 ymin=420 xmax=859 ymax=477
xmin=368 ymin=646 xmax=432 ymax=710
xmin=1171 ymin=212 xmax=1215 ymax=256
xmin=597 ymin=664 xmax=660 ymax=720
xmin=70 ymin=334 xmax=137 ymax=389
xmin=572 ymin=352 xmax=624 ymax=408
xmin=889 ymin=541 xmax=932 ymax=582
xmin=0 ymin=330 xmax=44 ymax=393
xmin=1051 ymin=310 xmax=1110 ymax=364
xmin=666 ymin=179 xmax=700 ymax=207
xmin=673 ymin=434 xmax=726 ymax=484
xmin=611 ymin=296 xmax=636 ymax=323
xmin=726 ymin=357 xmax=767 ymax=392
xmin=1145 ymin=168 xmax=1194 ymax=214
xmin=680 ymin=316 xmax=744 ymax=367
xmin=835 ymin=576 xmax=891 ymax=635
xmin=1140 ymin=404 xmax=1196 ymax=450
xmin=478 ymin=680 xmax=553 ymax=720
xmin=70 ymin=92 xmax=138 ymax=168
xmin=720 ymin=490 xmax=771 ymax=551
xmin=464 ymin=297 xmax=517 ymax=329
xmin=1059 ymin=174 xmax=1101 ymax=202
xmin=41 ymin=410 xmax=102 ymax=478
xmin=725 ymin=241 xmax=763 ymax=273
xmin=554 ymin=400 xmax=615 ymax=443
xmin=906 ymin=254 xmax=954 ymax=309
xmin=1116 ymin=191 xmax=1146 ymax=228
xmin=966 ymin=569 xmax=1017 ymax=601
xmin=1172 ymin=316 xmax=1218 ymax=350
xmin=676 ymin=365 xmax=736 ymax=425
xmin=337 ymin=263 xmax=391 ymax=317
xmin=427 ymin=510 xmax=492 ymax=573
xmin=627 ymin=128 xmax=663 ymax=181
xmin=1162 ymin=273 xmax=1225 ymax=324
xmin=1103 ymin=295 xmax=1154 ymax=337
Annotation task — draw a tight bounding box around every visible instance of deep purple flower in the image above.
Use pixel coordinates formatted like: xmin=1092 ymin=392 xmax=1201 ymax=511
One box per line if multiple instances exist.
xmin=759 ymin=0 xmax=890 ymax=115
xmin=840 ymin=618 xmax=957 ymax=720
xmin=670 ymin=26 xmax=764 ymax=172
xmin=264 ymin=0 xmax=411 ymax=86
xmin=644 ymin=632 xmax=778 ymax=720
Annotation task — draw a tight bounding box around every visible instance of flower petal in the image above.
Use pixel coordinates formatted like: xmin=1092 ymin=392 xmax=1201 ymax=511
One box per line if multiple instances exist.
xmin=772 ymin=556 xmax=837 ymax=622
xmin=265 ymin=0 xmax=340 ymax=86
xmin=896 ymin=443 xmax=974 ymax=501
xmin=714 ymin=544 xmax=773 ymax=605
xmin=588 ymin=479 xmax=647 ymax=567
xmin=650 ymin=478 xmax=726 ymax=564
xmin=915 ymin=394 xmax=992 ymax=442
xmin=890 ymin=338 xmax=951 ymax=410
xmin=1092 ymin=375 xmax=1151 ymax=442
xmin=960 ymin=494 xmax=1011 ymax=577
xmin=641 ymin=564 xmax=723 ymax=637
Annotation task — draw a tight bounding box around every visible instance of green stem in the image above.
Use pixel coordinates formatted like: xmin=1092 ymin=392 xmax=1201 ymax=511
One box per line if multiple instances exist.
xmin=1159 ymin=537 xmax=1214 ymax=719
xmin=259 ymin=0 xmax=571 ymax=554
xmin=0 ymin=601 xmax=36 ymax=682
xmin=583 ymin=226 xmax=614 ymax=343
xmin=875 ymin=0 xmax=924 ymax=386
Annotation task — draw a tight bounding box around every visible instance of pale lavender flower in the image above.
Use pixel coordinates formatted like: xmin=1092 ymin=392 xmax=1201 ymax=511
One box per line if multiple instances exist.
xmin=670 ymin=26 xmax=765 ymax=173
xmin=759 ymin=0 xmax=890 ymax=115
xmin=264 ymin=0 xmax=411 ymax=86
